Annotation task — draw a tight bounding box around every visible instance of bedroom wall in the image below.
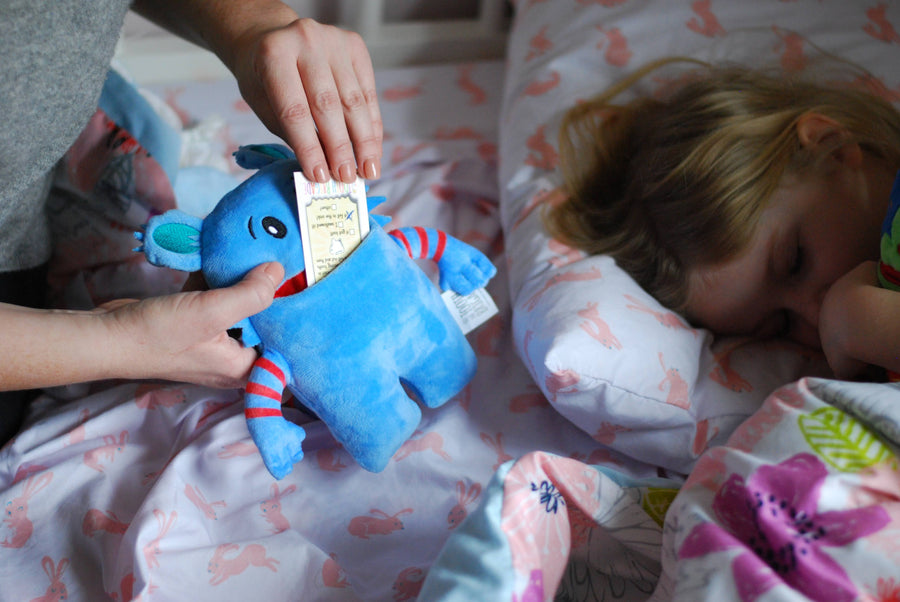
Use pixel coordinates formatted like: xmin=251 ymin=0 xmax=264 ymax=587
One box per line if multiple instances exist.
xmin=116 ymin=0 xmax=508 ymax=85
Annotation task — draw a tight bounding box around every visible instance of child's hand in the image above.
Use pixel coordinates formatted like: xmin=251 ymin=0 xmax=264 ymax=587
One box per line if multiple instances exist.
xmin=819 ymin=261 xmax=883 ymax=379
xmin=100 ymin=262 xmax=284 ymax=388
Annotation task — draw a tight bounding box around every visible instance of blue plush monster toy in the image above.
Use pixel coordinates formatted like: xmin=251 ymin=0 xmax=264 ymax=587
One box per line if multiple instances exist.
xmin=136 ymin=144 xmax=496 ymax=479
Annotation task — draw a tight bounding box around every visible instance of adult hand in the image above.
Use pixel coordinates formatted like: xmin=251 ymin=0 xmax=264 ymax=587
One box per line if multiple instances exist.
xmin=230 ymin=17 xmax=383 ymax=183
xmin=99 ymin=262 xmax=284 ymax=388
xmin=130 ymin=2 xmax=383 ymax=183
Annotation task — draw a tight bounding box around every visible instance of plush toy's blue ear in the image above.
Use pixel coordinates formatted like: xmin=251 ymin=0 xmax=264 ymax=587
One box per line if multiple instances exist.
xmin=233 ymin=144 xmax=296 ymax=170
xmin=366 ymin=195 xmax=392 ymax=228
xmin=134 ymin=210 xmax=203 ymax=272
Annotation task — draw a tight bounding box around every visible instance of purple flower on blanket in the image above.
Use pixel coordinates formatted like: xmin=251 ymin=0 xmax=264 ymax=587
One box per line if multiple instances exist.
xmin=679 ymin=453 xmax=890 ymax=602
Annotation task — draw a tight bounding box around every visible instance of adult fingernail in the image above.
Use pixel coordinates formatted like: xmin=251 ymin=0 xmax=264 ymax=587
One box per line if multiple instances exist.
xmin=363 ymin=158 xmax=378 ymax=180
xmin=313 ymin=165 xmax=328 ymax=183
xmin=338 ymin=163 xmax=355 ymax=183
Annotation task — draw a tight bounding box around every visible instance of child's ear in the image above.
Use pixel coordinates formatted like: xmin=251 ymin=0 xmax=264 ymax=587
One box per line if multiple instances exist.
xmin=796 ymin=112 xmax=863 ymax=169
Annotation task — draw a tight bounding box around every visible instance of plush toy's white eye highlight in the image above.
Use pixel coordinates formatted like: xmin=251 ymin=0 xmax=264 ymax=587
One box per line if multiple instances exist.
xmin=262 ymin=217 xmax=287 ymax=239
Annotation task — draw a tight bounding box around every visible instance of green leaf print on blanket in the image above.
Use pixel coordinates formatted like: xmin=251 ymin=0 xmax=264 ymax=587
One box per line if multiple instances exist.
xmin=799 ymin=407 xmax=892 ymax=471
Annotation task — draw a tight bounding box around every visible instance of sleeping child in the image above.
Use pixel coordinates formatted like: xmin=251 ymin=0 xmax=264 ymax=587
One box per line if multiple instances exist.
xmin=544 ymin=59 xmax=900 ymax=380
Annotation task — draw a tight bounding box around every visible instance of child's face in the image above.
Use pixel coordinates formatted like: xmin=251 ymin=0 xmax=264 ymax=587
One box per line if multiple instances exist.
xmin=685 ymin=154 xmax=893 ymax=349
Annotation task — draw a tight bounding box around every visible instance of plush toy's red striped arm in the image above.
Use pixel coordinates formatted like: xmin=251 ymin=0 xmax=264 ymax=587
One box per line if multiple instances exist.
xmin=388 ymin=226 xmax=497 ymax=296
xmin=243 ymin=351 xmax=305 ymax=480
xmin=388 ymin=227 xmax=447 ymax=262
xmin=245 ymin=356 xmax=287 ymax=420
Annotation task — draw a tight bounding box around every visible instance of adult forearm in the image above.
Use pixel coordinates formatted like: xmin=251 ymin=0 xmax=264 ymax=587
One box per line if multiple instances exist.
xmin=130 ymin=0 xmax=299 ymax=73
xmin=0 ymin=303 xmax=121 ymax=390
xmin=0 ymin=264 xmax=280 ymax=392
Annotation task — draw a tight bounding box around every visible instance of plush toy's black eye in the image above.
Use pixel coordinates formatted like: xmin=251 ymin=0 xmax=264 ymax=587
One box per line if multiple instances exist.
xmin=261 ymin=217 xmax=287 ymax=239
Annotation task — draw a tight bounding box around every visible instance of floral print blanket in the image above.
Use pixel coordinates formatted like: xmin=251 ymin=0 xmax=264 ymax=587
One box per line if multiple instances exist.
xmin=423 ymin=378 xmax=900 ymax=601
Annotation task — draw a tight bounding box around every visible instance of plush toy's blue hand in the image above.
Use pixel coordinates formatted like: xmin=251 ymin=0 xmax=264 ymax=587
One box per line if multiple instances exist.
xmin=248 ymin=419 xmax=306 ymax=480
xmin=436 ymin=236 xmax=497 ymax=296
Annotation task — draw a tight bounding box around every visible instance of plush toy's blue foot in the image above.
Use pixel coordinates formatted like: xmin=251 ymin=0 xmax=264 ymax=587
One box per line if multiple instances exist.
xmin=247 ymin=418 xmax=306 ymax=480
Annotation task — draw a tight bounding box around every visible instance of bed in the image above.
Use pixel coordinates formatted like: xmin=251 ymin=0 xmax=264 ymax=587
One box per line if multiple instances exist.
xmin=3 ymin=1 xmax=900 ymax=600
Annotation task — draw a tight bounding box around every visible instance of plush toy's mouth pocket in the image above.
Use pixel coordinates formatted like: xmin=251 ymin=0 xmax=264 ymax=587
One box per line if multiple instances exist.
xmin=274 ymin=270 xmax=308 ymax=298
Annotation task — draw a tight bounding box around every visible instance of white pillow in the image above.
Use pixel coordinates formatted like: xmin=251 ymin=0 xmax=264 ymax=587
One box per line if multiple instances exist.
xmin=499 ymin=0 xmax=899 ymax=472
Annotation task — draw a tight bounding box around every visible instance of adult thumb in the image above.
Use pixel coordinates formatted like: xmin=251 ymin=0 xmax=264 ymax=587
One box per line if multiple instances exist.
xmin=211 ymin=262 xmax=284 ymax=326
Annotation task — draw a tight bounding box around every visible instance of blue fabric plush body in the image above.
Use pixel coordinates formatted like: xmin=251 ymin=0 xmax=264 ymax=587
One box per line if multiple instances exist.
xmin=136 ymin=144 xmax=496 ymax=479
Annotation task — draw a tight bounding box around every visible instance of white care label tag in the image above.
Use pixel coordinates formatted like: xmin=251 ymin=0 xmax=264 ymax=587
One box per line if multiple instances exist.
xmin=441 ymin=288 xmax=499 ymax=335
xmin=294 ymin=172 xmax=369 ymax=285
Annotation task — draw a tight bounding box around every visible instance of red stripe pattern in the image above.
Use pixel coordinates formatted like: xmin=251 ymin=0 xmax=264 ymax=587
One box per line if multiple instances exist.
xmin=244 ymin=356 xmax=288 ymax=418
xmin=257 ymin=357 xmax=286 ymax=386
xmin=390 ymin=230 xmax=413 ymax=257
xmin=433 ymin=230 xmax=447 ymax=263
xmin=245 ymin=408 xmax=283 ymax=419
xmin=391 ymin=227 xmax=446 ymax=262
xmin=246 ymin=382 xmax=282 ymax=402
xmin=414 ymin=227 xmax=429 ymax=259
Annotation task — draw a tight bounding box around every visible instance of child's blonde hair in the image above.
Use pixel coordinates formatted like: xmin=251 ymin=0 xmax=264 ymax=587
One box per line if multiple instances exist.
xmin=545 ymin=59 xmax=900 ymax=313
